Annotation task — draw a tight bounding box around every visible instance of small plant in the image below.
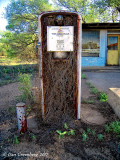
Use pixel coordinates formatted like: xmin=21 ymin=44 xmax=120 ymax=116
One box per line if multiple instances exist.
xmin=26 ymin=105 xmax=32 ymax=116
xmin=64 ymin=122 xmax=68 ymax=129
xmin=82 ymin=73 xmax=87 ymax=79
xmin=105 ymin=121 xmax=120 ymax=135
xmin=88 ymin=82 xmax=94 ymax=88
xmin=32 ymin=134 xmax=36 ymax=140
xmin=99 ymin=92 xmax=108 ymax=102
xmin=8 ymin=106 xmax=16 ymax=114
xmin=82 ymin=132 xmax=88 ymax=141
xmin=68 ymin=129 xmax=75 ymax=136
xmin=83 ymin=99 xmax=95 ymax=104
xmin=7 ymin=138 xmax=11 ymax=143
xmin=110 ymin=121 xmax=120 ymax=134
xmin=91 ymin=130 xmax=96 ymax=136
xmin=87 ymin=128 xmax=91 ymax=133
xmin=97 ymin=134 xmax=104 ymax=141
xmin=105 ymin=124 xmax=111 ymax=133
xmin=91 ymin=88 xmax=98 ymax=94
xmin=18 ymin=73 xmax=33 ymax=102
xmin=13 ymin=135 xmax=19 ymax=144
xmin=56 ymin=130 xmax=67 ymax=139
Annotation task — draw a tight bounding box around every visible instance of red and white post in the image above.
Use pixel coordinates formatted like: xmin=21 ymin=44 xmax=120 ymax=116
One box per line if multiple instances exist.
xmin=16 ymin=102 xmax=27 ymax=133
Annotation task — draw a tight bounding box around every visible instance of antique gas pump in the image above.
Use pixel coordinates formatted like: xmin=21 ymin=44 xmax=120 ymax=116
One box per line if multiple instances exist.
xmin=38 ymin=11 xmax=82 ymax=121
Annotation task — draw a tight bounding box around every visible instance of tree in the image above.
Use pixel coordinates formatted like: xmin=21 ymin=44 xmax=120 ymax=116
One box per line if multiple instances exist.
xmin=53 ymin=0 xmax=97 ymax=23
xmin=3 ymin=0 xmax=53 ymax=59
xmin=95 ymin=0 xmax=120 ymax=22
xmin=54 ymin=0 xmax=120 ymax=23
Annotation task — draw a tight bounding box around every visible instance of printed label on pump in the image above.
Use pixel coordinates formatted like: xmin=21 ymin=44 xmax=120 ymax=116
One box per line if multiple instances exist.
xmin=47 ymin=26 xmax=74 ymax=51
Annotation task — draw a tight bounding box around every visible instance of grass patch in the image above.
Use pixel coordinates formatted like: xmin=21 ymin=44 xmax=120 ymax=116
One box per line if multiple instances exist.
xmin=91 ymin=88 xmax=99 ymax=94
xmin=0 ymin=64 xmax=38 ymax=86
xmin=87 ymin=82 xmax=94 ymax=88
xmin=0 ymin=56 xmax=37 ymax=66
xmin=83 ymin=99 xmax=95 ymax=104
xmin=82 ymin=73 xmax=87 ymax=79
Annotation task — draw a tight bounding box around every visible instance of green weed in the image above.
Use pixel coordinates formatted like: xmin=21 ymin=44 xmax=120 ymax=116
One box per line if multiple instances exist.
xmin=31 ymin=134 xmax=36 ymax=140
xmin=8 ymin=106 xmax=16 ymax=114
xmin=105 ymin=124 xmax=111 ymax=133
xmin=56 ymin=130 xmax=67 ymax=139
xmin=83 ymin=99 xmax=95 ymax=104
xmin=91 ymin=130 xmax=96 ymax=136
xmin=82 ymin=73 xmax=87 ymax=79
xmin=106 ymin=121 xmax=120 ymax=135
xmin=68 ymin=129 xmax=75 ymax=136
xmin=87 ymin=82 xmax=94 ymax=88
xmin=13 ymin=135 xmax=19 ymax=144
xmin=97 ymin=134 xmax=104 ymax=141
xmin=87 ymin=128 xmax=91 ymax=133
xmin=82 ymin=132 xmax=88 ymax=141
xmin=99 ymin=92 xmax=108 ymax=102
xmin=26 ymin=106 xmax=32 ymax=116
xmin=18 ymin=73 xmax=33 ymax=102
xmin=64 ymin=122 xmax=68 ymax=129
xmin=91 ymin=88 xmax=99 ymax=94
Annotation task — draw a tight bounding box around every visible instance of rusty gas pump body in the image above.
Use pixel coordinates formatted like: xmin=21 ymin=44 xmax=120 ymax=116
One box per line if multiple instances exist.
xmin=38 ymin=11 xmax=82 ymax=121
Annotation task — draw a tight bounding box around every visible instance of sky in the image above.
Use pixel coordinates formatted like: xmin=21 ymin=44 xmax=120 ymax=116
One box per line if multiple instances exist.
xmin=0 ymin=0 xmax=54 ymax=32
xmin=0 ymin=0 xmax=10 ymax=31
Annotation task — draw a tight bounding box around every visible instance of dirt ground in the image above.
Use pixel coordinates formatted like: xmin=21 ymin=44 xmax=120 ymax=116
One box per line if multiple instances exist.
xmin=0 ymin=78 xmax=120 ymax=160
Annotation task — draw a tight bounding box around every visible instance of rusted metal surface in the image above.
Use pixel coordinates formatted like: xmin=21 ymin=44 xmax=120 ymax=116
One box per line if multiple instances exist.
xmin=38 ymin=11 xmax=82 ymax=121
xmin=16 ymin=102 xmax=27 ymax=133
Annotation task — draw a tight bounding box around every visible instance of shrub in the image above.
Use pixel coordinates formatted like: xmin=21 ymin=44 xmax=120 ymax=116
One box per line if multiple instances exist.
xmin=106 ymin=121 xmax=120 ymax=134
xmin=18 ymin=73 xmax=33 ymax=102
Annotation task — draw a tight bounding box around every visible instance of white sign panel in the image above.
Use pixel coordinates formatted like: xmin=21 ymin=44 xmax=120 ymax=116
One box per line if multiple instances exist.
xmin=47 ymin=26 xmax=74 ymax=52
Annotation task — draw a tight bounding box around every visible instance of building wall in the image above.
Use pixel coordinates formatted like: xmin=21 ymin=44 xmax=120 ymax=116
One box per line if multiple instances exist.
xmin=82 ymin=30 xmax=107 ymax=67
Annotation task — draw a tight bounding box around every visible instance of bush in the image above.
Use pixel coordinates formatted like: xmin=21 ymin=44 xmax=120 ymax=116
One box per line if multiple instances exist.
xmin=18 ymin=73 xmax=33 ymax=102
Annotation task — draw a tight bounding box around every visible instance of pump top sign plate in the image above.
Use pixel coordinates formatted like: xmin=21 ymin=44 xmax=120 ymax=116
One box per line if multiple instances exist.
xmin=47 ymin=26 xmax=74 ymax=52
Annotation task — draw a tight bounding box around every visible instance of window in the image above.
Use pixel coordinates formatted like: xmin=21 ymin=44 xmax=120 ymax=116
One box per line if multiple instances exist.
xmin=82 ymin=31 xmax=100 ymax=57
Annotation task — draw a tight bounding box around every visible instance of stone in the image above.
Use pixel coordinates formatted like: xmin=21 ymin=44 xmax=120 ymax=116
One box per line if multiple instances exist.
xmin=108 ymin=88 xmax=120 ymax=119
xmin=81 ymin=104 xmax=107 ymax=125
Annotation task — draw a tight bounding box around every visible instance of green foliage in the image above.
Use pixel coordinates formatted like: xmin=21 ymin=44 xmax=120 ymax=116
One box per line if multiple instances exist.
xmin=82 ymin=73 xmax=87 ymax=79
xmin=82 ymin=132 xmax=88 ymax=141
xmin=26 ymin=105 xmax=32 ymax=116
xmin=0 ymin=64 xmax=37 ymax=86
xmin=1 ymin=0 xmax=53 ymax=59
xmin=8 ymin=106 xmax=16 ymax=114
xmin=54 ymin=0 xmax=119 ymax=23
xmin=87 ymin=128 xmax=91 ymax=133
xmin=31 ymin=134 xmax=36 ymax=140
xmin=95 ymin=0 xmax=120 ymax=22
xmin=105 ymin=121 xmax=120 ymax=135
xmin=68 ymin=129 xmax=75 ymax=136
xmin=13 ymin=135 xmax=19 ymax=144
xmin=56 ymin=130 xmax=67 ymax=139
xmin=18 ymin=73 xmax=33 ymax=102
xmin=97 ymin=134 xmax=104 ymax=141
xmin=64 ymin=122 xmax=68 ymax=129
xmin=6 ymin=0 xmax=53 ymax=33
xmin=83 ymin=99 xmax=95 ymax=104
xmin=99 ymin=92 xmax=108 ymax=102
xmin=105 ymin=124 xmax=111 ymax=133
xmin=91 ymin=88 xmax=99 ymax=94
xmin=87 ymin=82 xmax=94 ymax=88
xmin=91 ymin=130 xmax=96 ymax=136
xmin=54 ymin=0 xmax=99 ymax=23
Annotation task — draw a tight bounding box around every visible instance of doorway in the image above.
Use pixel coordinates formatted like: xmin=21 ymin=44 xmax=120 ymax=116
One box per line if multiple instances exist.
xmin=107 ymin=35 xmax=119 ymax=65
